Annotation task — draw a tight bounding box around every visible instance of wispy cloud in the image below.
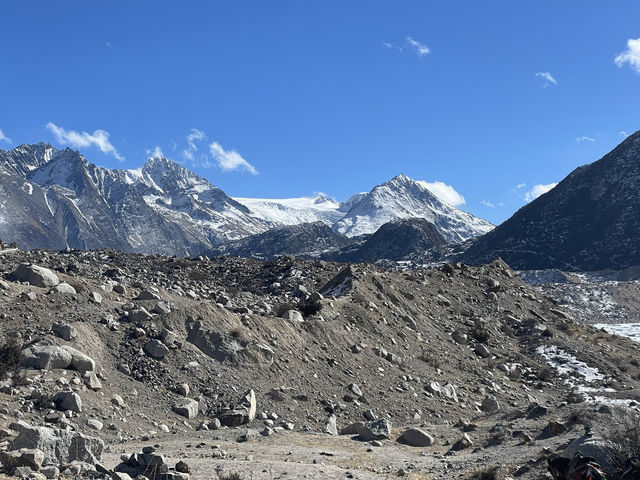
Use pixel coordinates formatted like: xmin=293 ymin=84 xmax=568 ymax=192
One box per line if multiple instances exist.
xmin=182 ymin=128 xmax=206 ymax=161
xmin=524 ymin=183 xmax=557 ymax=202
xmin=481 ymin=200 xmax=495 ymax=208
xmin=417 ymin=181 xmax=465 ymax=206
xmin=209 ymin=141 xmax=258 ymax=175
xmin=576 ymin=136 xmax=595 ymax=143
xmin=382 ymin=42 xmax=403 ymax=52
xmin=619 ymin=131 xmax=629 ymax=138
xmin=406 ymin=36 xmax=431 ymax=57
xmin=535 ymin=72 xmax=558 ymax=87
xmin=105 ymin=41 xmax=113 ymax=49
xmin=615 ymin=37 xmax=640 ymax=73
xmin=516 ymin=183 xmax=526 ymax=189
xmin=146 ymin=146 xmax=163 ymax=158
xmin=0 ymin=128 xmax=11 ymax=143
xmin=46 ymin=122 xmax=124 ymax=161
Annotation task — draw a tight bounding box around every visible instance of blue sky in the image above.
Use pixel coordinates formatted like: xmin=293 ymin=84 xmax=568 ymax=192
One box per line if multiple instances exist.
xmin=1 ymin=1 xmax=639 ymax=224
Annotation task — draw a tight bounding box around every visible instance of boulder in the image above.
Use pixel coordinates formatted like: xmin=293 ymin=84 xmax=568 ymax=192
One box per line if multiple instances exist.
xmin=9 ymin=421 xmax=103 ymax=466
xmin=358 ymin=419 xmax=392 ymax=441
xmin=398 ymin=428 xmax=435 ymax=447
xmin=53 ymin=391 xmax=82 ymax=413
xmin=0 ymin=448 xmax=45 ymax=471
xmin=128 ymin=308 xmax=152 ymax=323
xmin=481 ymin=396 xmax=500 ymax=413
xmin=13 ymin=264 xmax=59 ymax=288
xmin=83 ymin=372 xmax=102 ymax=391
xmin=325 ymin=415 xmax=338 ymax=436
xmin=218 ymin=389 xmax=256 ymax=426
xmin=52 ymin=323 xmax=77 ymax=341
xmin=135 ymin=290 xmax=161 ymax=301
xmin=452 ymin=433 xmax=473 ymax=451
xmin=340 ymin=422 xmax=365 ymax=435
xmin=143 ymin=339 xmax=170 ymax=359
xmin=281 ymin=310 xmax=304 ymax=322
xmin=172 ymin=399 xmax=198 ymax=420
xmin=20 ymin=346 xmax=72 ymax=370
xmin=474 ymin=344 xmax=490 ymax=358
xmin=88 ymin=291 xmax=102 ymax=304
xmin=53 ymin=283 xmax=76 ymax=295
xmin=562 ymin=435 xmax=618 ymax=473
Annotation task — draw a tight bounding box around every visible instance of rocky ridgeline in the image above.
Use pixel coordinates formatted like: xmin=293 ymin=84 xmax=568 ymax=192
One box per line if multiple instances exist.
xmin=0 ymin=249 xmax=638 ymax=478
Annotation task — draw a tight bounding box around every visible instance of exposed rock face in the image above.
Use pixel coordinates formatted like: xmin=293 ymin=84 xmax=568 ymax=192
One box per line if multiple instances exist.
xmin=358 ymin=419 xmax=392 ymax=441
xmin=9 ymin=421 xmax=103 ymax=466
xmin=210 ymin=222 xmax=353 ymax=260
xmin=329 ymin=218 xmax=447 ymax=263
xmin=463 ymin=130 xmax=640 ymax=270
xmin=172 ymin=399 xmax=199 ymax=420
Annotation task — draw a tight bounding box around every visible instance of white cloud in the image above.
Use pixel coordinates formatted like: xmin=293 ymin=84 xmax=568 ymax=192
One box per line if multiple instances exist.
xmin=417 ymin=180 xmax=465 ymax=206
xmin=182 ymin=128 xmax=206 ymax=161
xmin=406 ymin=36 xmax=431 ymax=57
xmin=146 ymin=146 xmax=163 ymax=158
xmin=383 ymin=42 xmax=403 ymax=52
xmin=535 ymin=72 xmax=557 ymax=87
xmin=524 ymin=183 xmax=557 ymax=202
xmin=576 ymin=136 xmax=595 ymax=143
xmin=481 ymin=200 xmax=495 ymax=208
xmin=46 ymin=122 xmax=124 ymax=161
xmin=209 ymin=141 xmax=258 ymax=175
xmin=615 ymin=37 xmax=640 ymax=73
xmin=619 ymin=131 xmax=629 ymax=138
xmin=516 ymin=183 xmax=526 ymax=189
xmin=0 ymin=128 xmax=11 ymax=143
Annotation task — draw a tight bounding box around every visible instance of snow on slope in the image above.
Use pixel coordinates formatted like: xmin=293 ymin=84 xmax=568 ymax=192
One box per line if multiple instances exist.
xmin=333 ymin=174 xmax=494 ymax=242
xmin=234 ymin=196 xmax=345 ymax=227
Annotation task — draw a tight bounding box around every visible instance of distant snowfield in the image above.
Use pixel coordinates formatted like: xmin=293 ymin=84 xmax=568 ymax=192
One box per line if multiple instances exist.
xmin=233 ymin=196 xmax=344 ymax=226
xmin=594 ymin=323 xmax=640 ymax=342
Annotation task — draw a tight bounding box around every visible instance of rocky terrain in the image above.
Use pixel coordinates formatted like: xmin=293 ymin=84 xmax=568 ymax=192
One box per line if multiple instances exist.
xmin=0 ymin=248 xmax=638 ymax=479
xmin=463 ymin=130 xmax=640 ymax=271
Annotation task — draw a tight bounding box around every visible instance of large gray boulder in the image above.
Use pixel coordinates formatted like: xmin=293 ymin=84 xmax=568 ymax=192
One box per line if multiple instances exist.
xmin=143 ymin=339 xmax=170 ymax=359
xmin=53 ymin=391 xmax=82 ymax=413
xmin=358 ymin=419 xmax=392 ymax=441
xmin=9 ymin=421 xmax=103 ymax=466
xmin=21 ymin=346 xmax=95 ymax=373
xmin=172 ymin=399 xmax=199 ymax=420
xmin=562 ymin=435 xmax=619 ymax=473
xmin=398 ymin=427 xmax=434 ymax=447
xmin=218 ymin=389 xmax=256 ymax=427
xmin=13 ymin=264 xmax=59 ymax=288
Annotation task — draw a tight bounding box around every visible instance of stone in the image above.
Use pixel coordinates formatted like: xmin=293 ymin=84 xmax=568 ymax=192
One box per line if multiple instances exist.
xmin=159 ymin=328 xmax=177 ymax=346
xmin=13 ymin=264 xmax=59 ymax=288
xmin=135 ymin=290 xmax=161 ymax=301
xmin=40 ymin=466 xmax=60 ymax=479
xmin=111 ymin=394 xmax=126 ymax=407
xmin=153 ymin=301 xmax=172 ymax=315
xmin=87 ymin=419 xmax=103 ymax=431
xmin=474 ymin=344 xmax=490 ymax=358
xmin=218 ymin=389 xmax=256 ymax=426
xmin=442 ymin=383 xmax=458 ymax=403
xmin=398 ymin=428 xmax=435 ymax=447
xmin=172 ymin=399 xmax=199 ymax=419
xmin=281 ymin=310 xmax=304 ymax=322
xmin=53 ymin=283 xmax=76 ymax=295
xmin=175 ymin=383 xmax=189 ymax=397
xmin=144 ymin=339 xmax=170 ymax=359
xmin=89 ymin=291 xmax=102 ymax=304
xmin=451 ymin=330 xmax=468 ymax=345
xmin=340 ymin=422 xmax=365 ymax=435
xmin=562 ymin=435 xmax=618 ymax=473
xmin=348 ymin=383 xmax=362 ymax=397
xmin=53 ymin=391 xmax=82 ymax=413
xmin=0 ymin=448 xmax=45 ymax=471
xmin=128 ymin=307 xmax=153 ymax=323
xmin=358 ymin=419 xmax=392 ymax=441
xmin=544 ymin=420 xmax=567 ymax=436
xmin=325 ymin=415 xmax=338 ymax=436
xmin=481 ymin=396 xmax=500 ymax=413
xmin=0 ymin=279 xmax=9 ymax=290
xmin=20 ymin=345 xmax=95 ymax=373
xmin=83 ymin=371 xmax=102 ymax=391
xmin=113 ymin=284 xmax=127 ymax=295
xmin=9 ymin=421 xmax=103 ymax=466
xmin=452 ymin=433 xmax=473 ymax=451
xmin=52 ymin=323 xmax=77 ymax=341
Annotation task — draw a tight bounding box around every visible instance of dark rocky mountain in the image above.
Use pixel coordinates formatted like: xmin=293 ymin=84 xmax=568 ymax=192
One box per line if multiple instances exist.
xmin=462 ymin=130 xmax=640 ymax=271
xmin=328 ymin=218 xmax=447 ymax=263
xmin=209 ymin=222 xmax=353 ymax=260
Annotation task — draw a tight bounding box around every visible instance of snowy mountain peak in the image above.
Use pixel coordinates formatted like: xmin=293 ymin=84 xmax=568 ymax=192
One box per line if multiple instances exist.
xmin=334 ymin=174 xmax=493 ymax=242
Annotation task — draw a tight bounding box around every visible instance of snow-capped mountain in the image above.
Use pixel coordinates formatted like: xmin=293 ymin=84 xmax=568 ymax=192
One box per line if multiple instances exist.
xmin=233 ymin=195 xmax=345 ymax=227
xmin=333 ymin=174 xmax=494 ymax=242
xmin=462 ymin=130 xmax=640 ymax=271
xmin=0 ymin=144 xmax=269 ymax=255
xmin=0 ymin=144 xmax=493 ymax=257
